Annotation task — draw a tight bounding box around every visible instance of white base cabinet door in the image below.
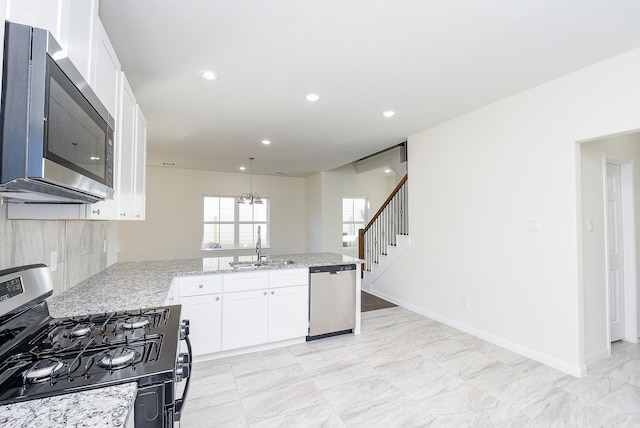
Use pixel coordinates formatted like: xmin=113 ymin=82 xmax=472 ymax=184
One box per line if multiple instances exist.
xmin=179 ymin=294 xmax=222 ymax=355
xmin=268 ymin=285 xmax=309 ymax=342
xmin=221 ymin=289 xmax=268 ymax=351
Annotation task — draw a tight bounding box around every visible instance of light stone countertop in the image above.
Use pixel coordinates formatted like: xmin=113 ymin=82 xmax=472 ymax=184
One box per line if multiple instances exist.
xmin=46 ymin=252 xmax=362 ymax=317
xmin=0 ymin=383 xmax=137 ymax=428
xmin=1 ymin=252 xmax=361 ymax=428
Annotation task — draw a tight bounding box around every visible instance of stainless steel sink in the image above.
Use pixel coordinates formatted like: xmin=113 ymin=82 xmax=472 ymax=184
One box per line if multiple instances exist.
xmin=228 ymin=261 xmax=259 ymax=268
xmin=229 ymin=259 xmax=296 ymax=269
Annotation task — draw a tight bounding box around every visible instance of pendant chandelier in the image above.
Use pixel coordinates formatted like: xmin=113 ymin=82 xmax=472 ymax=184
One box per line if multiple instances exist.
xmin=238 ymin=157 xmax=263 ymax=205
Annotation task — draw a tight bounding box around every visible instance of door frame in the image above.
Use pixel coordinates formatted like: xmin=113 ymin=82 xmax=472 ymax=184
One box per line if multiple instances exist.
xmin=603 ymin=155 xmax=638 ymax=348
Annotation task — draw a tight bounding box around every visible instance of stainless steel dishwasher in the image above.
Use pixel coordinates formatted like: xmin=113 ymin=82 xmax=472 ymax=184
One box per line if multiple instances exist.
xmin=308 ymin=264 xmax=356 ymax=340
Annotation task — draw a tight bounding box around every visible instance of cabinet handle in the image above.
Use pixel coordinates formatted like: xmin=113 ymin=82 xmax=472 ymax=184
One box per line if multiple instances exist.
xmin=92 ymin=209 xmax=100 ymax=215
xmin=120 ymin=212 xmax=126 ymax=217
xmin=271 ymin=291 xmax=275 ymax=295
xmin=215 ymin=296 xmax=220 ymax=301
xmin=136 ymin=214 xmax=141 ymax=218
xmin=263 ymin=291 xmax=267 ymax=296
xmin=198 ymin=284 xmax=203 ymax=289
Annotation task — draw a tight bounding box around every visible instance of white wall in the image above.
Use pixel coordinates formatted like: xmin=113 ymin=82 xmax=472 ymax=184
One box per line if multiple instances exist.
xmin=580 ymin=132 xmax=640 ymax=361
xmin=117 ymin=166 xmax=306 ymax=261
xmin=305 ymin=172 xmax=322 ymax=253
xmin=305 ymin=164 xmax=396 ymax=254
xmin=372 ymin=47 xmax=640 ymax=376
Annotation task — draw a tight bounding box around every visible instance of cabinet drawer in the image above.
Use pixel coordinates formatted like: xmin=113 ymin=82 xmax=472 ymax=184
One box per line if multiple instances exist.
xmin=268 ymin=268 xmax=308 ymax=288
xmin=177 ymin=275 xmax=222 ymax=297
xmin=223 ymin=271 xmax=269 ymax=293
xmin=179 ymin=293 xmax=221 ymax=305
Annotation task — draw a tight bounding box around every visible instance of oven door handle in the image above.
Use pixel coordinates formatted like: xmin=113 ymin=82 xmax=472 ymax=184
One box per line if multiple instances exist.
xmin=174 ymin=334 xmax=192 ymax=422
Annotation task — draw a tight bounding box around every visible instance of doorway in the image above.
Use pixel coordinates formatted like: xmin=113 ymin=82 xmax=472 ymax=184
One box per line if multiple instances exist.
xmin=579 ymin=132 xmax=639 ymax=364
xmin=605 ymin=158 xmax=638 ymax=345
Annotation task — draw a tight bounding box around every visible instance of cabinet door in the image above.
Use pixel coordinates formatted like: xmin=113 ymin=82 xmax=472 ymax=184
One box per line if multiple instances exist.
xmin=133 ymin=106 xmax=147 ymax=220
xmin=90 ymin=19 xmax=120 ymax=118
xmin=116 ymin=74 xmax=137 ymax=220
xmin=180 ymin=294 xmax=222 ymax=356
xmin=85 ymin=193 xmax=117 ymax=219
xmin=6 ymin=0 xmax=62 ymax=39
xmin=221 ymin=289 xmax=268 ymax=351
xmin=268 ymin=285 xmax=309 ymax=342
xmin=86 ymin=72 xmax=135 ymax=220
xmin=63 ymin=0 xmax=98 ymax=83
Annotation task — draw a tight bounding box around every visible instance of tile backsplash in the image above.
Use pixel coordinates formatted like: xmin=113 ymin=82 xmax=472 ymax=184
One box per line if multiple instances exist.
xmin=0 ymin=202 xmax=117 ymax=296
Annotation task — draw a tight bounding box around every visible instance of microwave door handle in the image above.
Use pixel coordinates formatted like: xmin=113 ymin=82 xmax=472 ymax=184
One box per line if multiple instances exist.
xmin=174 ymin=334 xmax=193 ymax=422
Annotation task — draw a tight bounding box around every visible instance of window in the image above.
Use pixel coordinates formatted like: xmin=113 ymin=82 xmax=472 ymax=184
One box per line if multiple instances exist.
xmin=202 ymin=196 xmax=269 ymax=250
xmin=342 ymin=197 xmax=367 ymax=248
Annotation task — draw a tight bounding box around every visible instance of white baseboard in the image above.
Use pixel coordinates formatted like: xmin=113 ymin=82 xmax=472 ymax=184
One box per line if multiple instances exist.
xmin=366 ymin=289 xmax=587 ymax=378
xmin=192 ymin=337 xmax=307 ymax=363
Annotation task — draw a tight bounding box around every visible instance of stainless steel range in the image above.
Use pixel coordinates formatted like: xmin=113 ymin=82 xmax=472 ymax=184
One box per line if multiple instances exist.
xmin=0 ymin=264 xmax=192 ymax=427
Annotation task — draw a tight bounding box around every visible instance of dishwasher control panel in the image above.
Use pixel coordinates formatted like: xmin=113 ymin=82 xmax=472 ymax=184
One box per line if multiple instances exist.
xmin=309 ymin=264 xmax=356 ymax=274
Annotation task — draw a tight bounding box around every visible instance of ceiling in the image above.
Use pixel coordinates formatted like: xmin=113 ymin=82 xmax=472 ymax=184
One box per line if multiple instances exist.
xmin=98 ymin=0 xmax=640 ymax=177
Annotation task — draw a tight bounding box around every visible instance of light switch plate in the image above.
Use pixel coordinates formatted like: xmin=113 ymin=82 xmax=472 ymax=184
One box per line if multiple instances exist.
xmin=526 ymin=219 xmax=542 ymax=232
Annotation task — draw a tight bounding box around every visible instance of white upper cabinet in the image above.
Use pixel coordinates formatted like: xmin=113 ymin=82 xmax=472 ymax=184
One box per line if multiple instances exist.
xmin=3 ymin=1 xmax=147 ymax=221
xmin=134 ymin=107 xmax=147 ymax=220
xmin=90 ymin=19 xmax=121 ymax=118
xmin=62 ymin=0 xmax=98 ymax=83
xmin=6 ymin=0 xmax=63 ymax=39
xmin=5 ymin=0 xmax=98 ymax=84
xmin=88 ymin=73 xmax=133 ymax=220
xmin=116 ymin=74 xmax=137 ymax=220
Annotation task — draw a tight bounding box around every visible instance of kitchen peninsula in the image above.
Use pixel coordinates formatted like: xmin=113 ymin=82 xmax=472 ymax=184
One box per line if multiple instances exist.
xmin=1 ymin=252 xmax=362 ymax=428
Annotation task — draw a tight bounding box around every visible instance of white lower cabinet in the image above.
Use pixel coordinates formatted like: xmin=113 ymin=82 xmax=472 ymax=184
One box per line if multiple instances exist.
xmin=221 ymin=289 xmax=268 ymax=351
xmin=176 ymin=268 xmax=309 ymax=357
xmin=268 ymin=285 xmax=309 ymax=342
xmin=180 ymin=293 xmax=222 ymax=355
xmin=172 ymin=275 xmax=223 ymax=356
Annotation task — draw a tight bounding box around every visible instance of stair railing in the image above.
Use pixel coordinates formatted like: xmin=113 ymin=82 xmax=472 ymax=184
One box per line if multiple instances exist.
xmin=358 ymin=173 xmax=408 ymax=274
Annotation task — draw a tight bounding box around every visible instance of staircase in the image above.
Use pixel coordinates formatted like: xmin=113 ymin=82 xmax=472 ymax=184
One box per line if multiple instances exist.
xmin=359 ymin=174 xmax=410 ymax=291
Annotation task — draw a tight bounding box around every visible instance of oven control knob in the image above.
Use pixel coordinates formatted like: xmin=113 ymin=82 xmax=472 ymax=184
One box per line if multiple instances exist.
xmin=176 ymin=364 xmax=190 ymax=382
xmin=180 ymin=319 xmax=190 ymax=339
xmin=177 ymin=352 xmax=190 ymax=365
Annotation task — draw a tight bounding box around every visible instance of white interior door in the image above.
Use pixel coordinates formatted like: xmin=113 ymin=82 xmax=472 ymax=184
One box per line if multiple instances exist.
xmin=606 ymin=162 xmax=625 ymax=342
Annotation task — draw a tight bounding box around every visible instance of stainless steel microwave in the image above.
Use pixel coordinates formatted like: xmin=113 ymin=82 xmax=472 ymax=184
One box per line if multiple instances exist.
xmin=0 ymin=21 xmax=114 ymax=204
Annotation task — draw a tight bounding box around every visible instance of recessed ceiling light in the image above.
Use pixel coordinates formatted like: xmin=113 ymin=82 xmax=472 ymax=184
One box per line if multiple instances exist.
xmin=384 ymin=168 xmax=391 ymax=173
xmin=198 ymin=70 xmax=218 ymax=81
xmin=239 ymin=166 xmax=246 ymax=171
xmin=306 ymin=93 xmax=320 ymax=102
xmin=382 ymin=111 xmax=395 ymax=118
xmin=261 ymin=139 xmax=271 ymax=145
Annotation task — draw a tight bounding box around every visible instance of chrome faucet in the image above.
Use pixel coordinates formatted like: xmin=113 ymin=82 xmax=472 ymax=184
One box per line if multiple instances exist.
xmin=256 ymin=225 xmax=264 ymax=260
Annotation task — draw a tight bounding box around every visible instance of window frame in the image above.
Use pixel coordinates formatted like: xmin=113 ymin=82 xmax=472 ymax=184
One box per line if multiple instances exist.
xmin=202 ymin=195 xmax=270 ymax=251
xmin=342 ymin=197 xmax=368 ymax=250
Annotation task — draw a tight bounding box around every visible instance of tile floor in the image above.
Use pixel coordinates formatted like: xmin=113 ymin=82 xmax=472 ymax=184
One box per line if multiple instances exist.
xmin=180 ymin=306 xmax=640 ymax=427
